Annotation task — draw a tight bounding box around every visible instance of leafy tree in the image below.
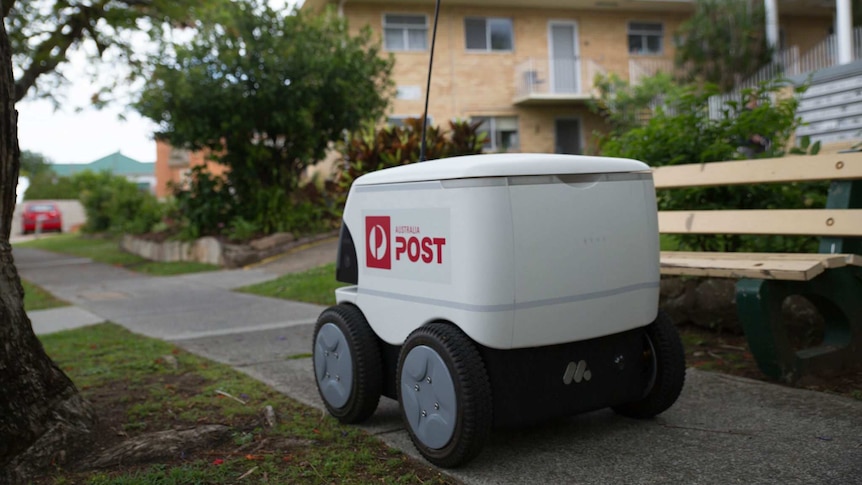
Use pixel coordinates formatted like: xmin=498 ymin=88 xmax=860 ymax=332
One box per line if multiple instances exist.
xmin=6 ymin=0 xmax=226 ymax=103
xmin=674 ymin=0 xmax=773 ymax=92
xmin=1 ymin=0 xmax=226 ymax=481
xmin=22 ymin=172 xmax=75 ymax=200
xmin=136 ymin=2 xmax=394 ymax=235
xmin=589 ymin=72 xmax=684 ymax=137
xmin=19 ymin=149 xmax=53 ymax=177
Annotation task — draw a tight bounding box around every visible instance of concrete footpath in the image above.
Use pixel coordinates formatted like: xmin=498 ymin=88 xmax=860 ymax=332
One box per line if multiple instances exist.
xmin=14 ymin=243 xmax=862 ymax=485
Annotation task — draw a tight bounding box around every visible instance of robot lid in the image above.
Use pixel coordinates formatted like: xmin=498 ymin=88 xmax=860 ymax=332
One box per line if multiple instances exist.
xmin=352 ymin=153 xmax=650 ymax=186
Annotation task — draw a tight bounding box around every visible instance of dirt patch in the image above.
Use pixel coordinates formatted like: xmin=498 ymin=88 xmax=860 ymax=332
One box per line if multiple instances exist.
xmin=679 ymin=325 xmax=862 ymax=399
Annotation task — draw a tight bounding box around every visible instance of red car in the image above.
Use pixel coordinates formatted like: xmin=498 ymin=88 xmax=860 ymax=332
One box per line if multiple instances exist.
xmin=21 ymin=202 xmax=63 ymax=234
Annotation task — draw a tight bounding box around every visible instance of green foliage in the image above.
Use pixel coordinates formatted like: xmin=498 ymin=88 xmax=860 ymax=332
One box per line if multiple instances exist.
xmin=7 ymin=0 xmax=231 ymax=103
xmin=598 ymin=80 xmax=825 ymax=252
xmin=23 ymin=172 xmax=79 ymax=200
xmin=332 ymin=118 xmax=486 ymax=208
xmin=674 ymin=0 xmax=773 ymax=92
xmin=226 ymin=217 xmax=260 ymax=243
xmin=73 ymin=171 xmax=163 ymax=235
xmin=589 ymin=72 xmax=684 ymax=136
xmin=24 ymin=169 xmax=164 ymax=234
xmin=168 ymin=166 xmax=237 ymax=240
xmin=136 ymin=2 xmax=393 ymax=237
xmin=19 ymin=150 xmax=54 ymax=177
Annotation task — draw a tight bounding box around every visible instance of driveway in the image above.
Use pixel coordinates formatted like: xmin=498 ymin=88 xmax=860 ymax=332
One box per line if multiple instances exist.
xmin=12 ymin=199 xmax=86 ymax=241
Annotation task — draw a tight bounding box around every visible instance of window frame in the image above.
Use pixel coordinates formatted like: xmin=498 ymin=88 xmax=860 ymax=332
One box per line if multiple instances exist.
xmin=464 ymin=17 xmax=514 ymax=52
xmin=471 ymin=115 xmax=520 ymax=152
xmin=627 ymin=21 xmax=664 ymax=56
xmin=383 ymin=13 xmax=429 ymax=52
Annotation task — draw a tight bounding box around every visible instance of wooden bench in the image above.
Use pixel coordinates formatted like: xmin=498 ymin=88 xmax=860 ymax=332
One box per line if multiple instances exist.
xmin=653 ymin=152 xmax=862 ymax=383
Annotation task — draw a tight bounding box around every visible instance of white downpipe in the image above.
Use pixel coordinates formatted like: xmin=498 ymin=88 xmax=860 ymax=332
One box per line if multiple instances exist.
xmin=764 ymin=0 xmax=780 ymax=63
xmin=836 ymin=0 xmax=853 ymax=64
xmin=337 ymin=0 xmax=346 ymax=17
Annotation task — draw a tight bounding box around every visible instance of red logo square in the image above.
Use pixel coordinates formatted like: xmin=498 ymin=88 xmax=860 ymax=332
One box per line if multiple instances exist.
xmin=365 ymin=216 xmax=391 ymax=269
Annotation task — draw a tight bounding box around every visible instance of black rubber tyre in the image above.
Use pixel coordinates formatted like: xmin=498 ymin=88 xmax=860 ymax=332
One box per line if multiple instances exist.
xmin=396 ymin=323 xmax=493 ymax=468
xmin=313 ymin=304 xmax=382 ymax=424
xmin=612 ymin=311 xmax=686 ymax=419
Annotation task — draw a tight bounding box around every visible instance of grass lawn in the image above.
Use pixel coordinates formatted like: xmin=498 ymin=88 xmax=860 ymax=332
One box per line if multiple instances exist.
xmin=36 ymin=323 xmax=453 ymax=484
xmin=237 ymin=262 xmax=343 ymax=306
xmin=15 ymin=234 xmax=220 ymax=276
xmin=22 ymin=279 xmax=69 ymax=311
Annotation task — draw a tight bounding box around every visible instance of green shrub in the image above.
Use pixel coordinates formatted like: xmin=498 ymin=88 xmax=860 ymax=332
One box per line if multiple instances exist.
xmin=595 ymin=80 xmax=824 ymax=252
xmin=227 ymin=217 xmax=260 ymax=242
xmin=75 ymin=171 xmax=163 ymax=235
xmin=169 ymin=166 xmax=237 ymax=239
xmin=24 ymin=172 xmax=80 ymax=200
xmin=164 ymin=119 xmax=485 ymax=239
xmin=331 ymin=118 xmax=486 ymax=210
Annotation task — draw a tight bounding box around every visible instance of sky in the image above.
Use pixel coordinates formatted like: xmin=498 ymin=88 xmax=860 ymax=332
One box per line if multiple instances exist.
xmin=15 ymin=0 xmax=298 ymax=166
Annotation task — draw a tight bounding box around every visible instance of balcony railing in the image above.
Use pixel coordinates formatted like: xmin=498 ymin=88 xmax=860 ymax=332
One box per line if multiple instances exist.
xmin=705 ymin=28 xmax=862 ymax=120
xmin=628 ymin=58 xmax=677 ymax=86
xmin=514 ymin=57 xmax=606 ymax=102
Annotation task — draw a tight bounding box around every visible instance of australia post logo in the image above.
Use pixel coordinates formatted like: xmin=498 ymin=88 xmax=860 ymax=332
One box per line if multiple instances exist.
xmin=363 ymin=210 xmax=450 ymax=281
xmin=365 ymin=216 xmax=392 ymax=269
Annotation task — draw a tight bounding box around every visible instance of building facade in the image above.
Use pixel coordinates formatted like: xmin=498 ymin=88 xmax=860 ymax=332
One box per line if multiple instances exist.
xmin=303 ymin=0 xmax=835 ymax=154
xmin=154 ymin=140 xmax=229 ymax=198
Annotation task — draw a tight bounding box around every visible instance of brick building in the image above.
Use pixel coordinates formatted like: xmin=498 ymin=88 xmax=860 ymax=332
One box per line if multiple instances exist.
xmin=302 ymin=0 xmax=835 ymax=154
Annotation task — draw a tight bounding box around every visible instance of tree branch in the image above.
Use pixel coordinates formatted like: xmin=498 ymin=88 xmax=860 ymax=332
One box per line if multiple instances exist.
xmin=12 ymin=2 xmax=104 ymax=102
xmin=1 ymin=0 xmax=17 ymax=21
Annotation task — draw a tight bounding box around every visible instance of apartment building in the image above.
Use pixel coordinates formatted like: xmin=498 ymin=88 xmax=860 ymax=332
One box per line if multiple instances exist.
xmin=154 ymin=140 xmax=228 ymax=198
xmin=302 ymin=0 xmax=834 ymax=154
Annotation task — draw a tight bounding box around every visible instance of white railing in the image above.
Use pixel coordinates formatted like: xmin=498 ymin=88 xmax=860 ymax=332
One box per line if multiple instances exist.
xmin=628 ymin=58 xmax=676 ymax=86
xmin=584 ymin=59 xmax=607 ymax=96
xmin=707 ymin=28 xmax=862 ymax=120
xmin=514 ymin=57 xmax=605 ymax=98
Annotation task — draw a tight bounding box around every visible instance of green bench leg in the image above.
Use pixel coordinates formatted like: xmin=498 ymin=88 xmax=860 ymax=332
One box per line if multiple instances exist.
xmin=736 ymin=266 xmax=862 ymax=383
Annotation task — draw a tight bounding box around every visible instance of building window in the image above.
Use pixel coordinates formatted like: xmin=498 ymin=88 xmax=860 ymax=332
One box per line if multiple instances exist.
xmin=384 ymin=14 xmax=428 ymax=51
xmin=628 ymin=22 xmax=663 ymax=55
xmin=472 ymin=116 xmax=519 ymax=151
xmin=465 ymin=18 xmax=513 ymax=51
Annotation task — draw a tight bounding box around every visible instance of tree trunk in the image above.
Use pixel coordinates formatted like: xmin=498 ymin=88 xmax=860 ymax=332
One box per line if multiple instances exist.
xmin=0 ymin=9 xmax=96 ymax=484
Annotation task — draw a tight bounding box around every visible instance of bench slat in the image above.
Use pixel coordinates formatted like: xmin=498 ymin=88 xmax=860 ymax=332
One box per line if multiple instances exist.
xmin=658 ymin=209 xmax=862 ymax=237
xmin=659 ymin=251 xmax=860 ymax=281
xmin=652 ymin=153 xmax=862 ymax=189
xmin=660 ymin=251 xmax=853 ymax=268
xmin=662 ymin=253 xmax=823 ymax=281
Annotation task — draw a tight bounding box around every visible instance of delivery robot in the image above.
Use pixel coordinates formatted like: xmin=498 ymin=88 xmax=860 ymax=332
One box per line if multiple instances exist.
xmin=313 ymin=153 xmax=685 ymax=467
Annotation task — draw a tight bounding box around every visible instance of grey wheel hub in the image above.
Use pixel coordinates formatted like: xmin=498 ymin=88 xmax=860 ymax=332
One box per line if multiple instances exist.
xmin=400 ymin=345 xmax=458 ymax=450
xmin=314 ymin=323 xmax=354 ymax=408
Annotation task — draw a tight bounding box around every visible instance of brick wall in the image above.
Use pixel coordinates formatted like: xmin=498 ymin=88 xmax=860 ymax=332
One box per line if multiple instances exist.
xmin=343 ymin=3 xmax=690 ymax=153
xmin=154 ymin=140 xmax=229 ymax=198
xmin=341 ymin=3 xmax=831 ymax=155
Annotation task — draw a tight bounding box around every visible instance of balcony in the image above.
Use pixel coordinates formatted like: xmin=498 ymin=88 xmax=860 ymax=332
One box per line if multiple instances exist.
xmin=514 ymin=58 xmax=606 ymax=106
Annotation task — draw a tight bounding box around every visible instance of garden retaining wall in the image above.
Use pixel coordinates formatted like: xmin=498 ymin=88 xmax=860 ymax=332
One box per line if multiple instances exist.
xmin=120 ymin=231 xmax=337 ymax=269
